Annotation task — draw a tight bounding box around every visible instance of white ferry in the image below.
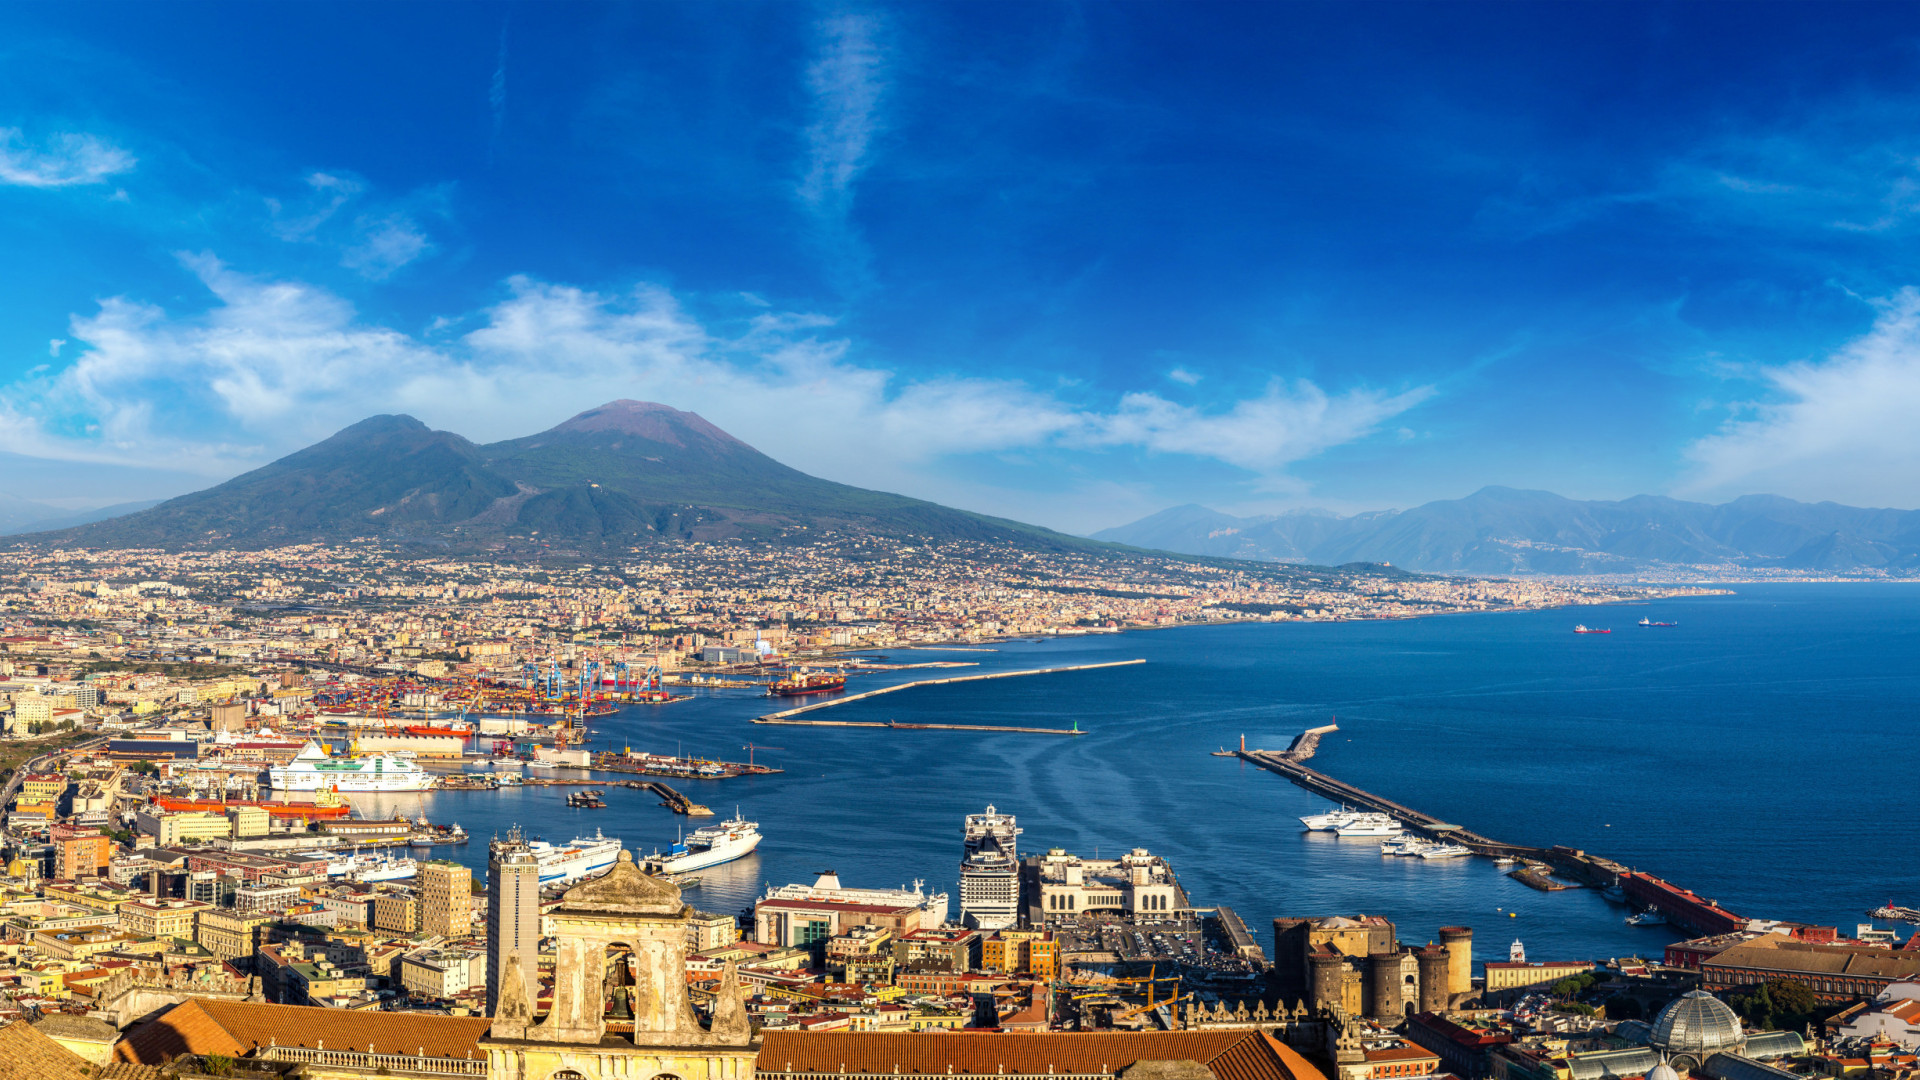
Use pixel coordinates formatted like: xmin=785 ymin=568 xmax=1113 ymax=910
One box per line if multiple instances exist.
xmin=761 ymin=871 xmax=949 ymax=927
xmin=1334 ymin=813 xmax=1403 ymax=837
xmin=644 ymin=814 xmax=761 ymax=875
xmin=268 ymin=742 xmax=435 ymax=792
xmin=1419 ymin=842 xmax=1472 ymax=860
xmin=298 ymin=849 xmax=419 ymax=882
xmin=528 ymin=829 xmax=622 ymax=886
xmin=1299 ymin=806 xmax=1358 ymax=832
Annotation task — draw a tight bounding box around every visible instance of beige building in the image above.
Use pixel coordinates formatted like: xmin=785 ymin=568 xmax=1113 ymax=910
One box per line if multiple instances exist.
xmin=197 ymin=908 xmax=272 ymax=962
xmin=227 ymin=805 xmax=270 ymax=838
xmin=486 ymin=828 xmax=542 ymax=1016
xmin=374 ymin=892 xmax=422 ymax=935
xmin=1483 ymin=960 xmax=1594 ymax=992
xmin=134 ymin=809 xmax=231 ymax=846
xmin=689 ymin=910 xmax=738 ymax=952
xmin=399 ymin=947 xmax=488 ymax=999
xmin=420 ymin=860 xmax=472 ymax=938
xmin=119 ymin=898 xmax=211 ymax=941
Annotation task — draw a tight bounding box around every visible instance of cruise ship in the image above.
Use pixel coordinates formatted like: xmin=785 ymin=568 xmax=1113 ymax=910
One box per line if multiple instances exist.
xmin=268 ymin=742 xmax=436 ymax=793
xmin=643 ymin=814 xmax=762 ymax=875
xmin=527 ymin=829 xmax=622 ymax=886
xmin=761 ymin=871 xmax=950 ymax=927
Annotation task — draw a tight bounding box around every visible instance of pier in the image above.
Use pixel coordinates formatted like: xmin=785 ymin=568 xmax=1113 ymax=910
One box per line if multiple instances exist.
xmin=753 ymin=658 xmax=1144 ymax=725
xmin=1239 ymin=728 xmax=1755 ymax=935
xmin=753 ymin=717 xmax=1083 ymax=734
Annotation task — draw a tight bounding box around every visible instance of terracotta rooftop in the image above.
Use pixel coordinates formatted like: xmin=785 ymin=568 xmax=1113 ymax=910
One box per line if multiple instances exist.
xmin=757 ymin=1029 xmax=1325 ymax=1080
xmin=0 ymin=1020 xmax=95 ymax=1080
xmin=114 ymin=999 xmax=492 ymax=1065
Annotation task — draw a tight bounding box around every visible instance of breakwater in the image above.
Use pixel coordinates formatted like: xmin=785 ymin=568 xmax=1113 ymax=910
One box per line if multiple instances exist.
xmin=752 ymin=658 xmax=1146 ymax=726
xmin=1239 ymin=730 xmax=1755 ymax=935
xmin=754 ymin=717 xmax=1083 ymax=734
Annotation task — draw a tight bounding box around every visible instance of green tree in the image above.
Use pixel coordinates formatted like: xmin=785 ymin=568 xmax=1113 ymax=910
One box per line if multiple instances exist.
xmin=1768 ymin=979 xmax=1817 ymax=1019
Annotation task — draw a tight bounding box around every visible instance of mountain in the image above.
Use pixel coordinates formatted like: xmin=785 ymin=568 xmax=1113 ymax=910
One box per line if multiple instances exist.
xmin=24 ymin=402 xmax=1109 ymax=552
xmin=0 ymin=498 xmax=163 ymax=535
xmin=1094 ymin=487 xmax=1920 ymax=575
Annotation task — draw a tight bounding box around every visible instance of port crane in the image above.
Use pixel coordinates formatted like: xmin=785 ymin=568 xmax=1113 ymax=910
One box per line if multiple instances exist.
xmin=740 ymin=743 xmax=784 ymax=767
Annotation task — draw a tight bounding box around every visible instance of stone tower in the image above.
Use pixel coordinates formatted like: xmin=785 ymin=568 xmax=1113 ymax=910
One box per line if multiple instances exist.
xmin=485 ymin=849 xmax=755 ymax=1080
xmin=1366 ymin=950 xmax=1403 ymax=1021
xmin=1438 ymin=926 xmax=1473 ymax=998
xmin=1415 ymin=945 xmax=1449 ymax=1014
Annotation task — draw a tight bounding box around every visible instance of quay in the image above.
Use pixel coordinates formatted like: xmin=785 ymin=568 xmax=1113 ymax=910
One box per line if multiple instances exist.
xmin=1238 ymin=728 xmax=1753 ymax=936
xmin=753 ymin=717 xmax=1082 ymax=734
xmin=754 ymin=658 xmax=1145 ymax=722
xmin=436 ymin=775 xmax=709 ymax=815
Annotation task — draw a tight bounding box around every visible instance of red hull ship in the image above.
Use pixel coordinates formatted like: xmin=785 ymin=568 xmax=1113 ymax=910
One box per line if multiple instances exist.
xmin=152 ymin=795 xmax=352 ymax=820
xmin=768 ymin=670 xmax=847 ymax=697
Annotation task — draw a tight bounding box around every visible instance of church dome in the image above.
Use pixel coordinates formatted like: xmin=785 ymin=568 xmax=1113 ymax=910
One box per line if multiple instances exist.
xmin=1651 ymin=991 xmax=1744 ymax=1057
xmin=1648 ymin=1063 xmax=1681 ymax=1080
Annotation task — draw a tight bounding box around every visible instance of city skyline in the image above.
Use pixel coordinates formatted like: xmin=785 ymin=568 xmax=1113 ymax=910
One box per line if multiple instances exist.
xmin=6 ymin=4 xmax=1920 ymax=532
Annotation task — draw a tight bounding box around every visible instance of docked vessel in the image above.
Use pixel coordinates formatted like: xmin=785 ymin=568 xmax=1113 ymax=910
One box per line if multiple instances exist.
xmin=1335 ymin=813 xmax=1402 ymax=837
xmin=767 ymin=669 xmax=847 ymax=697
xmin=1420 ymin=842 xmax=1472 ymax=860
xmin=1381 ymin=836 xmax=1433 ymax=856
xmin=643 ymin=814 xmax=761 ymax=874
xmin=1626 ymin=910 xmax=1668 ymax=926
xmin=300 ymin=849 xmax=419 ymax=882
xmin=526 ymin=829 xmax=623 ymax=886
xmin=267 ymin=742 xmax=436 ymax=792
xmin=1299 ymin=806 xmax=1359 ymax=832
xmin=761 ymin=871 xmax=950 ymax=927
xmin=1573 ymin=625 xmax=1612 ymax=634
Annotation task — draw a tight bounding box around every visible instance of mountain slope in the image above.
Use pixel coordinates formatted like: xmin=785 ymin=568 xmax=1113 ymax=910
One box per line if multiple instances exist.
xmin=32 ymin=416 xmax=519 ymax=547
xmin=25 ymin=402 xmax=1115 ymax=553
xmin=1096 ymin=487 xmax=1920 ymax=574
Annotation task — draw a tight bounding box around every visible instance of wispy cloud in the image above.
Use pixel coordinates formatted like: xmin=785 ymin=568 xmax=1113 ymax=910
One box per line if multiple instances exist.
xmin=0 ymin=129 xmax=135 ymax=188
xmin=266 ymin=171 xmax=436 ymax=279
xmin=4 ymin=261 xmax=1431 ymax=500
xmin=489 ymin=20 xmax=509 ymax=161
xmin=797 ymin=14 xmax=888 ymax=218
xmin=1682 ymin=289 xmax=1920 ymax=507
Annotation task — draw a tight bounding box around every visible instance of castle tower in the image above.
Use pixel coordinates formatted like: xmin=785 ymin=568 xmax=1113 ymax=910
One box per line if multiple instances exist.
xmin=1415 ymin=945 xmax=1449 ymax=1014
xmin=485 ymin=849 xmax=755 ymax=1080
xmin=1438 ymin=926 xmax=1473 ymax=998
xmin=1366 ymin=950 xmax=1403 ymax=1021
xmin=1308 ymin=950 xmax=1346 ymax=1013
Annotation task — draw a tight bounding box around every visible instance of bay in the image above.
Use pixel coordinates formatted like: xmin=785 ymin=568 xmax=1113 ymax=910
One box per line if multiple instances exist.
xmin=350 ymin=582 xmax=1920 ymax=974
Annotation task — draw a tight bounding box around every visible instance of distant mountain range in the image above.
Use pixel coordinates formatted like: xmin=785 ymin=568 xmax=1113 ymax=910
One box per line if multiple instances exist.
xmin=1093 ymin=487 xmax=1920 ymax=575
xmin=0 ymin=492 xmax=162 ymax=537
xmin=19 ymin=401 xmax=1108 ymax=553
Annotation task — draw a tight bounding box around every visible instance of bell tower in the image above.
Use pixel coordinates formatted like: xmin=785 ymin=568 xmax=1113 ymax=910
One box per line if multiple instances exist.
xmin=485 ymin=849 xmax=756 ymax=1080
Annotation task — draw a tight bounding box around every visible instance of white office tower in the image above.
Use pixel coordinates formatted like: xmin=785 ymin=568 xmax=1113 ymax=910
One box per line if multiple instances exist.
xmin=959 ymin=804 xmax=1021 ymax=930
xmin=487 ymin=826 xmax=542 ymax=1016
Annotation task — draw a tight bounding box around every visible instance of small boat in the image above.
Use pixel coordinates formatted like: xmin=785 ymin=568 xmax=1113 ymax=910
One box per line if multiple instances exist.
xmin=1637 ymin=618 xmax=1678 ymax=627
xmin=1573 ymin=625 xmax=1612 ymax=634
xmin=1626 ymin=911 xmax=1668 ymax=926
xmin=1381 ymin=836 xmax=1434 ymax=856
xmin=1420 ymin=842 xmax=1472 ymax=860
xmin=524 ymin=759 xmax=556 ymax=771
xmin=1493 ymin=856 xmax=1517 ymax=866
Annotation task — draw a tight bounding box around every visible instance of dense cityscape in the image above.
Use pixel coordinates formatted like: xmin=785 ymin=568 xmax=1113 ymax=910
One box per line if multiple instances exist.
xmin=0 ymin=537 xmax=1901 ymax=1080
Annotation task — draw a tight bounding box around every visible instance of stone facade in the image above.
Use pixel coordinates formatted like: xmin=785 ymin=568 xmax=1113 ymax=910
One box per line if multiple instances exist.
xmin=483 ymin=849 xmax=756 ymax=1080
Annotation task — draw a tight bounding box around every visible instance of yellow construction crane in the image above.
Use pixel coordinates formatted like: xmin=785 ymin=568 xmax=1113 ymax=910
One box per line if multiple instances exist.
xmin=1113 ymin=992 xmax=1188 ymax=1024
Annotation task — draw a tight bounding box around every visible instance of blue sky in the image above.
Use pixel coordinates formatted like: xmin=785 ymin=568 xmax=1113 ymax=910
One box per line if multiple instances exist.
xmin=5 ymin=3 xmax=1920 ymax=532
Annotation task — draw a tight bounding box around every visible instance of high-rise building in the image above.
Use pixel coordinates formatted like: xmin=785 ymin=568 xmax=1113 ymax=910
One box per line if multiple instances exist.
xmin=420 ymin=859 xmax=472 ymax=938
xmin=487 ymin=825 xmax=542 ymax=1016
xmin=959 ymin=806 xmax=1020 ymax=931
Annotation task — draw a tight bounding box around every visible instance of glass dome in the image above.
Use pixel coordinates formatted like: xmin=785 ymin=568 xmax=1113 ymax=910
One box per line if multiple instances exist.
xmin=1651 ymin=991 xmax=1744 ymax=1057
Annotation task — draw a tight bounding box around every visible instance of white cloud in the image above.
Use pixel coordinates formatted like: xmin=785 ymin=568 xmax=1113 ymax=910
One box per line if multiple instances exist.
xmin=1683 ymin=289 xmax=1920 ymax=506
xmin=0 ymin=129 xmax=135 ymax=188
xmin=5 ymin=261 xmax=1432 ymax=512
xmin=48 ymin=339 xmax=65 ymax=358
xmin=797 ymin=14 xmax=887 ymax=214
xmin=267 ymin=172 xmax=435 ymax=278
xmin=1167 ymin=367 xmax=1202 ymax=385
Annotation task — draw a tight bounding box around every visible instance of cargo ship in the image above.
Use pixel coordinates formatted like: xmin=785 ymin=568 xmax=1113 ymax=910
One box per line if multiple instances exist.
xmin=1573 ymin=625 xmax=1611 ymax=634
xmin=151 ymin=792 xmax=353 ymax=820
xmin=767 ymin=669 xmax=847 ymax=696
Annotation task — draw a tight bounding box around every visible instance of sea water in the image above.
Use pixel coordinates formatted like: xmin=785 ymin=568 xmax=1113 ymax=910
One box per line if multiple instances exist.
xmin=349 ymin=582 xmax=1920 ymax=970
